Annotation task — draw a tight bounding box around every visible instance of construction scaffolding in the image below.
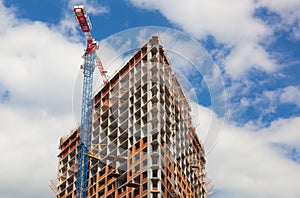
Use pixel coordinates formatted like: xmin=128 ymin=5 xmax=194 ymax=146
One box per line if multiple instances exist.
xmin=55 ymin=36 xmax=207 ymax=198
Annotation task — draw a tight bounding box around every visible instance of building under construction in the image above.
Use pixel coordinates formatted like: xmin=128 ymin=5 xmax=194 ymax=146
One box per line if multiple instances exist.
xmin=54 ymin=36 xmax=207 ymax=198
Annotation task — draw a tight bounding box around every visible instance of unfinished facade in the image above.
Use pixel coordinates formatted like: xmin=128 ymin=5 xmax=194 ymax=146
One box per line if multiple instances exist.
xmin=56 ymin=128 xmax=80 ymax=198
xmin=55 ymin=36 xmax=207 ymax=198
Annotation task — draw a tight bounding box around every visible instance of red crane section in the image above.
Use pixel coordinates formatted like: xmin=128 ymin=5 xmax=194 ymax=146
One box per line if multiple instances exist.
xmin=73 ymin=6 xmax=92 ymax=33
xmin=73 ymin=6 xmax=108 ymax=83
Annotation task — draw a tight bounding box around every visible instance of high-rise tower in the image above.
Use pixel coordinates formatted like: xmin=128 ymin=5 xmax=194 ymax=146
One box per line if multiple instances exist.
xmin=55 ymin=36 xmax=207 ymax=198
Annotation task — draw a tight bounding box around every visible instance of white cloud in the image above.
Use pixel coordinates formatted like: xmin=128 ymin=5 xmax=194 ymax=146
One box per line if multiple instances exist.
xmin=57 ymin=0 xmax=109 ymax=42
xmin=257 ymin=0 xmax=300 ymax=26
xmin=128 ymin=0 xmax=300 ymax=78
xmin=0 ymin=1 xmax=83 ymax=197
xmin=89 ymin=22 xmax=300 ymax=198
xmin=68 ymin=0 xmax=109 ymax=16
xmin=256 ymin=0 xmax=300 ymax=41
xmin=223 ymin=82 xmax=300 ymax=128
xmin=0 ymin=6 xmax=154 ymax=198
xmin=0 ymin=104 xmax=74 ymax=198
xmin=129 ymin=0 xmax=269 ymax=44
xmin=0 ymin=2 xmax=15 ymax=31
xmin=279 ymin=86 xmax=300 ymax=107
xmin=0 ymin=20 xmax=83 ymax=115
xmin=292 ymin=23 xmax=300 ymax=40
xmin=195 ymin=105 xmax=300 ymax=198
xmin=254 ymin=85 xmax=300 ymax=111
xmin=225 ymin=42 xmax=277 ymax=76
xmin=191 ymin=103 xmax=213 ymax=141
xmin=128 ymin=0 xmax=279 ymax=77
xmin=262 ymin=117 xmax=300 ymax=150
xmin=1 ymin=1 xmax=299 ymax=198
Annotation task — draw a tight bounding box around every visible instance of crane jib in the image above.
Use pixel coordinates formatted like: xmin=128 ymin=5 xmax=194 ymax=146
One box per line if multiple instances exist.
xmin=73 ymin=6 xmax=91 ymax=33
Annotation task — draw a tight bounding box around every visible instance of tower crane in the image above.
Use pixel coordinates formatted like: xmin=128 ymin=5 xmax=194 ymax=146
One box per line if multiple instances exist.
xmin=73 ymin=5 xmax=107 ymax=198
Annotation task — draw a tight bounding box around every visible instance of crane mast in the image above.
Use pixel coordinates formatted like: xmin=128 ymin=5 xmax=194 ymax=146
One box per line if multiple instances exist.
xmin=73 ymin=5 xmax=107 ymax=198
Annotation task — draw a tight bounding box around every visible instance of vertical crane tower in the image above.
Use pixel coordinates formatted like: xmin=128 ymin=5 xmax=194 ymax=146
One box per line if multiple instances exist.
xmin=73 ymin=5 xmax=107 ymax=198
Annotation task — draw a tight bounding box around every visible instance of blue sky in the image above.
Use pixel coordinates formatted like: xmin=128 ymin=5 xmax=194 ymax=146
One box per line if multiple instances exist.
xmin=0 ymin=0 xmax=300 ymax=198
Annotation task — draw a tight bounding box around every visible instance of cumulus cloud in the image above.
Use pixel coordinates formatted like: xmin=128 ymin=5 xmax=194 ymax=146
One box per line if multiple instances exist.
xmin=257 ymin=0 xmax=300 ymax=26
xmin=225 ymin=42 xmax=277 ymax=76
xmin=0 ymin=1 xmax=83 ymax=197
xmin=279 ymin=86 xmax=300 ymax=107
xmin=1 ymin=1 xmax=299 ymax=198
xmin=128 ymin=0 xmax=300 ymax=77
xmin=0 ymin=104 xmax=74 ymax=198
xmin=129 ymin=0 xmax=266 ymax=41
xmin=223 ymin=83 xmax=300 ymax=128
xmin=256 ymin=0 xmax=300 ymax=42
xmin=254 ymin=85 xmax=300 ymax=111
xmin=0 ymin=20 xmax=83 ymax=115
xmin=208 ymin=121 xmax=300 ymax=198
xmin=195 ymin=105 xmax=300 ymax=198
